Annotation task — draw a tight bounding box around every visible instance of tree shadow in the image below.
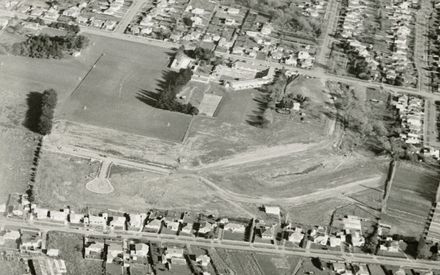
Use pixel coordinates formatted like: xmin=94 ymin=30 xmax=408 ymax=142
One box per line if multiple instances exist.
xmin=136 ymin=89 xmax=159 ymax=106
xmin=136 ymin=70 xmax=176 ymax=108
xmin=246 ymin=89 xmax=270 ymax=127
xmin=23 ymin=91 xmax=42 ymax=133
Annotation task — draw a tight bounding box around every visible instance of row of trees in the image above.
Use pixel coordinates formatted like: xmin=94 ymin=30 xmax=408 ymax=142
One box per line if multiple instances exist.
xmin=155 ymin=68 xmax=199 ymax=115
xmin=12 ymin=34 xmax=88 ymax=59
xmin=38 ymin=89 xmax=58 ymax=135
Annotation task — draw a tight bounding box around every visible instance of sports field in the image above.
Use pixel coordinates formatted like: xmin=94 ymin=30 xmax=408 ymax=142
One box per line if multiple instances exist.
xmin=60 ymin=34 xmax=192 ymax=142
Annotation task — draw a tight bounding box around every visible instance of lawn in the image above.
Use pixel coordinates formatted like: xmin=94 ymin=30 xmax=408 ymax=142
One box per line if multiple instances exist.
xmin=60 ymin=34 xmax=192 ymax=142
xmin=46 ymin=231 xmax=104 ymax=275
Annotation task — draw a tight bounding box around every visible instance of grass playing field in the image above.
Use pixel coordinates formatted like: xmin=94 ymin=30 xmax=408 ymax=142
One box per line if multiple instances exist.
xmin=60 ymin=34 xmax=192 ymax=142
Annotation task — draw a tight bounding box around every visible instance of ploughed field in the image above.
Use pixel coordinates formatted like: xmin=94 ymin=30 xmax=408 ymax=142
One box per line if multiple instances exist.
xmin=385 ymin=162 xmax=439 ymax=236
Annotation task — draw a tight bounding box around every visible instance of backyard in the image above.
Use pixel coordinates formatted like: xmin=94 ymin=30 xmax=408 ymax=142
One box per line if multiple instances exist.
xmin=46 ymin=232 xmax=104 ymax=275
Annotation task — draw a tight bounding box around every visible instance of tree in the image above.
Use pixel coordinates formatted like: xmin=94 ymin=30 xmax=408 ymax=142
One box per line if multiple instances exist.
xmin=154 ymin=69 xmax=199 ymax=115
xmin=38 ymin=89 xmax=57 ymax=135
xmin=363 ymin=226 xmax=379 ymax=254
xmin=182 ymin=17 xmax=193 ymax=27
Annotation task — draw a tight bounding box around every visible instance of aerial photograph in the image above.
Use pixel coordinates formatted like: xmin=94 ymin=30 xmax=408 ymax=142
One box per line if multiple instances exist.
xmin=0 ymin=0 xmax=440 ymax=274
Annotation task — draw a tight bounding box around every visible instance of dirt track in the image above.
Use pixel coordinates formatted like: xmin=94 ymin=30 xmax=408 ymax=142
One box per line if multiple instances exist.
xmin=198 ymin=175 xmax=384 ymax=206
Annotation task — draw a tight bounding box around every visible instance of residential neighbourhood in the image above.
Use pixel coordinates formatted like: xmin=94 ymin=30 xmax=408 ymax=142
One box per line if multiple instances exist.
xmin=2 ymin=0 xmax=440 ymax=274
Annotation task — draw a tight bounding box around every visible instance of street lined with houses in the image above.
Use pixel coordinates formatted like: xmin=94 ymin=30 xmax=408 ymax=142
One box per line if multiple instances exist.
xmin=1 ymin=216 xmax=440 ymax=271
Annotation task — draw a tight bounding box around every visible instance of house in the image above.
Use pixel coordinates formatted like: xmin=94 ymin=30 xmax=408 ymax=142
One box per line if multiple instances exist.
xmin=110 ymin=216 xmax=126 ymax=231
xmin=356 ymin=264 xmax=370 ymax=275
xmin=329 ymin=235 xmax=343 ymax=247
xmin=180 ymin=223 xmax=193 ymax=235
xmin=285 ymin=55 xmax=298 ymax=66
xmin=69 ymin=213 xmax=84 ymax=225
xmin=0 ymin=203 xmax=6 ymax=214
xmin=196 ymin=254 xmax=211 ymax=267
xmin=43 ymin=7 xmax=60 ymax=21
xmin=130 ymin=243 xmax=149 ymax=258
xmin=261 ymin=225 xmax=275 ymax=240
xmin=63 ymin=6 xmax=81 ymax=18
xmin=224 ymin=223 xmax=246 ymax=234
xmin=197 ymin=222 xmax=214 ymax=236
xmin=264 ymin=205 xmax=281 ymax=216
xmin=342 ymin=216 xmax=362 ymax=231
xmin=46 ymin=249 xmax=60 ymax=257
xmin=103 ymin=20 xmax=117 ymax=31
xmin=0 ymin=230 xmax=20 ymax=247
xmin=288 ymin=227 xmax=304 ymax=244
xmin=333 ymin=262 xmax=346 ymax=274
xmin=50 ymin=210 xmax=68 ymax=223
xmin=84 ymin=240 xmax=104 ymax=259
xmin=20 ymin=231 xmax=42 ymax=251
xmin=85 ymin=215 xmax=107 ymax=229
xmin=170 ymin=53 xmax=194 ymax=71
xmin=165 ymin=220 xmax=180 ymax=232
xmin=350 ymin=231 xmax=365 ymax=247
xmin=35 ymin=208 xmax=49 ymax=220
xmin=106 ymin=242 xmax=123 ymax=263
xmin=144 ymin=218 xmax=162 ymax=233
xmin=379 ymin=237 xmax=400 ymax=253
xmin=128 ymin=214 xmax=146 ymax=231
xmin=260 ymin=23 xmax=272 ymax=35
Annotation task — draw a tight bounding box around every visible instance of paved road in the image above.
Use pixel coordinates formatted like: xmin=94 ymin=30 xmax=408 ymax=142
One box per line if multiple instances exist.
xmin=1 ymin=217 xmax=439 ymax=270
xmin=316 ymin=0 xmax=340 ymax=65
xmin=414 ymin=0 xmax=431 ymax=93
xmin=114 ymin=0 xmax=147 ymax=34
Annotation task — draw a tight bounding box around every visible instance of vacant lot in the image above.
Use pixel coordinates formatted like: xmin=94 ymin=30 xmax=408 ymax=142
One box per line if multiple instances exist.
xmin=35 ymin=152 xmax=100 ymax=210
xmin=60 ymin=34 xmax=192 ymax=142
xmin=35 ymin=152 xmax=251 ymax=216
xmin=46 ymin=232 xmax=103 ymax=275
xmin=384 ymin=162 xmax=439 ymax=236
xmin=203 ymin=149 xmax=388 ymax=198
